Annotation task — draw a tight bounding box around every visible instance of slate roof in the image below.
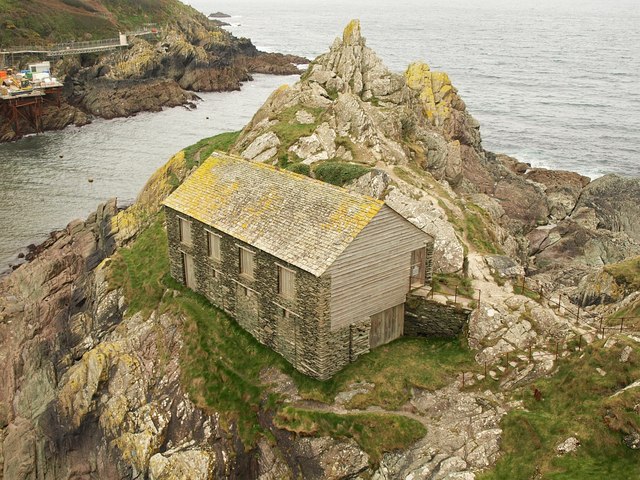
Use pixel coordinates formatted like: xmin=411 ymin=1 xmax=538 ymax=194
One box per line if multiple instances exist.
xmin=162 ymin=153 xmax=385 ymax=276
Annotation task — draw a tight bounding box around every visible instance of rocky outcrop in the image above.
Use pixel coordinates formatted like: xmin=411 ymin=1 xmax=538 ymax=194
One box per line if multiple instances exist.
xmin=72 ymin=78 xmax=199 ymax=119
xmin=1 ymin=16 xmax=306 ymax=143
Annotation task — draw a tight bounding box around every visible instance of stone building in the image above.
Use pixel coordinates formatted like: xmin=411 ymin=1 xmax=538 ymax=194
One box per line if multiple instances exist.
xmin=162 ymin=152 xmax=434 ymax=379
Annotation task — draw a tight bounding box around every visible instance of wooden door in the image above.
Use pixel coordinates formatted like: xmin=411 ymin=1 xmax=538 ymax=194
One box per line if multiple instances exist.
xmin=369 ymin=304 xmax=404 ymax=349
xmin=183 ymin=252 xmax=196 ymax=289
xmin=410 ymin=247 xmax=426 ymax=289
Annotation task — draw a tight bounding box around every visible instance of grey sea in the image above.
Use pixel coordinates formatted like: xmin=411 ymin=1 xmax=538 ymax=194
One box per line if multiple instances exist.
xmin=1 ymin=0 xmax=639 ymax=268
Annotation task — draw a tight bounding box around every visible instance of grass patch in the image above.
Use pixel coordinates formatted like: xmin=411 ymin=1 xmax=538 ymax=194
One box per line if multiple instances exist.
xmin=313 ymin=161 xmax=371 ymax=187
xmin=432 ymin=273 xmax=475 ymax=298
xmin=604 ymin=256 xmax=640 ymax=292
xmin=275 ymin=407 xmax=426 ymax=463
xmin=108 ymin=217 xmax=169 ymax=316
xmin=513 ymin=284 xmax=542 ymax=302
xmin=183 ymin=130 xmax=241 ymax=169
xmin=286 ymin=162 xmax=311 ymax=176
xmin=480 ymin=340 xmax=640 ymax=480
xmin=270 ymin=105 xmax=326 ymax=159
xmin=463 ymin=204 xmax=501 ymax=255
xmin=291 ymin=337 xmax=475 ymax=409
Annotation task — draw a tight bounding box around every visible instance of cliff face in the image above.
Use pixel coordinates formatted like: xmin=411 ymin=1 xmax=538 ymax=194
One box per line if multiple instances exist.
xmin=1 ymin=20 xmax=640 ymax=480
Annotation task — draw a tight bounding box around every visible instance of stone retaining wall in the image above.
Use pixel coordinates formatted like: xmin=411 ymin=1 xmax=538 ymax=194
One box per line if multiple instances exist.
xmin=404 ymin=294 xmax=471 ymax=338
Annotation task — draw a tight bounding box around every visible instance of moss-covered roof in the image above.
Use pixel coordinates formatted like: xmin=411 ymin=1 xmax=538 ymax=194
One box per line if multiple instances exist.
xmin=162 ymin=152 xmax=384 ymax=276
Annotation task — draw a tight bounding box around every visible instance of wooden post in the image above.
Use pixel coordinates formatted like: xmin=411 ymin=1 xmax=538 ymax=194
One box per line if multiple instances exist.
xmin=484 ymin=361 xmax=487 ymax=377
xmin=529 ymin=344 xmax=532 ymax=360
xmin=557 ymin=294 xmax=561 ymax=308
xmin=506 ymin=352 xmax=509 ymax=368
xmin=620 ymin=317 xmax=625 ymax=333
xmin=454 ymin=285 xmax=458 ymax=305
xmin=576 ymin=305 xmax=580 ymax=324
xmin=578 ymin=335 xmax=582 ymax=351
xmin=599 ymin=317 xmax=603 ymax=339
xmin=555 ymin=341 xmax=559 ymax=360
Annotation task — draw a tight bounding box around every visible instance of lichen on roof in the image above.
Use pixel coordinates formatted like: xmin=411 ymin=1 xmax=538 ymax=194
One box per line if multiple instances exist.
xmin=162 ymin=152 xmax=384 ymax=276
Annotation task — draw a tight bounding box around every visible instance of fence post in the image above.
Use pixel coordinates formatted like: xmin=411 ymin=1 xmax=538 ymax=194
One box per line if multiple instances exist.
xmin=454 ymin=285 xmax=458 ymax=305
xmin=620 ymin=318 xmax=625 ymax=333
xmin=578 ymin=335 xmax=582 ymax=351
xmin=599 ymin=317 xmax=604 ymax=339
xmin=529 ymin=344 xmax=532 ymax=360
xmin=521 ymin=276 xmax=526 ymax=294
xmin=576 ymin=305 xmax=580 ymax=324
xmin=484 ymin=361 xmax=487 ymax=377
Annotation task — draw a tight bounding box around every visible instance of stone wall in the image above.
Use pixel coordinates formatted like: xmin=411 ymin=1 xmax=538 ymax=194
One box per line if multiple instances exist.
xmin=404 ymin=294 xmax=470 ymax=338
xmin=165 ymin=207 xmax=368 ymax=380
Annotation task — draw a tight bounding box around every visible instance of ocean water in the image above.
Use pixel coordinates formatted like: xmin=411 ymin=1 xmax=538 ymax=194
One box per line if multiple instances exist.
xmin=190 ymin=0 xmax=640 ymax=179
xmin=1 ymin=0 xmax=639 ymax=269
xmin=0 ymin=75 xmax=298 ymax=269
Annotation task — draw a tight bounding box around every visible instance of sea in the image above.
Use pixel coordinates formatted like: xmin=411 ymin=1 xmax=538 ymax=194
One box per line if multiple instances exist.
xmin=0 ymin=0 xmax=639 ymax=269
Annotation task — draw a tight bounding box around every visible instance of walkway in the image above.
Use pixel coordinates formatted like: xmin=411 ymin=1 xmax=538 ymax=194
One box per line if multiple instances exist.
xmin=0 ymin=28 xmax=160 ymax=58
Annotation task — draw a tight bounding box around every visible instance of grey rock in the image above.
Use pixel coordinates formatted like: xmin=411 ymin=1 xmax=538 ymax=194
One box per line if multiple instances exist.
xmin=556 ymin=436 xmax=580 ymax=455
xmin=485 ymin=255 xmax=525 ymax=279
xmin=623 ymin=432 xmax=640 ymax=450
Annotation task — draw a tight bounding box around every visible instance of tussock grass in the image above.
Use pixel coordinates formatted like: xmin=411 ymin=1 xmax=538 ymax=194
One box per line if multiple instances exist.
xmin=275 ymin=407 xmax=426 ymax=463
xmin=313 ymin=160 xmax=371 ymax=187
xmin=291 ymin=337 xmax=475 ymax=409
xmin=183 ymin=130 xmax=241 ymax=169
xmin=480 ymin=340 xmax=640 ymax=480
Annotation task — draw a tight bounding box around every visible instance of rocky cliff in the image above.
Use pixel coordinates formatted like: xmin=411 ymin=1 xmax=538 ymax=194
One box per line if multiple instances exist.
xmin=1 ymin=20 xmax=639 ymax=480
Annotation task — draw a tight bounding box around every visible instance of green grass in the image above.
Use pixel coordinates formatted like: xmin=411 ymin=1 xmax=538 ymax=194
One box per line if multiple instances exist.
xmin=286 ymin=162 xmax=311 ymax=176
xmin=270 ymin=105 xmax=326 ymax=159
xmin=291 ymin=337 xmax=476 ymax=410
xmin=108 ymin=217 xmax=169 ymax=316
xmin=480 ymin=340 xmax=640 ymax=480
xmin=432 ymin=273 xmax=475 ymax=298
xmin=183 ymin=130 xmax=241 ymax=169
xmin=463 ymin=204 xmax=501 ymax=255
xmin=275 ymin=407 xmax=426 ymax=463
xmin=604 ymin=256 xmax=640 ymax=293
xmin=313 ymin=161 xmax=371 ymax=187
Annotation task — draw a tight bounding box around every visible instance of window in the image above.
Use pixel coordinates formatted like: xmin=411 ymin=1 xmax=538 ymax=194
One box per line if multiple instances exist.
xmin=207 ymin=231 xmax=221 ymax=261
xmin=277 ymin=265 xmax=295 ymax=299
xmin=410 ymin=247 xmax=426 ymax=288
xmin=239 ymin=247 xmax=255 ymax=278
xmin=178 ymin=217 xmax=192 ymax=246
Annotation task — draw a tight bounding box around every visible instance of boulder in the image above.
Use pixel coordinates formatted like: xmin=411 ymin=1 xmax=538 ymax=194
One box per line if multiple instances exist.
xmin=574 ymin=174 xmax=640 ymax=242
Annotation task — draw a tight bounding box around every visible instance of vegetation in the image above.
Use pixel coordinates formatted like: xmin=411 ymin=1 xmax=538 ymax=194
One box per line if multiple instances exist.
xmin=432 ymin=273 xmax=475 ymax=298
xmin=605 ymin=256 xmax=640 ymax=293
xmin=292 ymin=337 xmax=475 ymax=409
xmin=0 ymin=0 xmax=204 ymax=45
xmin=313 ymin=160 xmax=371 ymax=187
xmin=480 ymin=339 xmax=640 ymax=480
xmin=275 ymin=407 xmax=426 ymax=463
xmin=108 ymin=210 xmax=473 ymax=451
xmin=286 ymin=162 xmax=311 ymax=176
xmin=183 ymin=130 xmax=241 ymax=169
xmin=270 ymin=105 xmax=326 ymax=159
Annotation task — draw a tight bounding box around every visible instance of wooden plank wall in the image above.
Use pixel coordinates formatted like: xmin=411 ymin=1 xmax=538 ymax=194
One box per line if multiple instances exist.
xmin=327 ymin=205 xmax=431 ymax=331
